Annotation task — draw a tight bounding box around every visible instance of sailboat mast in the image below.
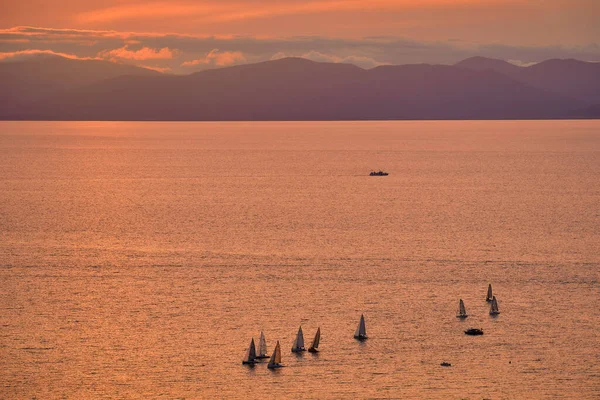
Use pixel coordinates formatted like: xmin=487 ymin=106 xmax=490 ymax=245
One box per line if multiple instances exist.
xmin=486 ymin=284 xmax=493 ymax=301
xmin=242 ymin=338 xmax=256 ymax=364
xmin=309 ymin=327 xmax=320 ymax=352
xmin=354 ymin=314 xmax=367 ymax=339
xmin=292 ymin=326 xmax=306 ymax=351
xmin=258 ymin=331 xmax=267 ymax=357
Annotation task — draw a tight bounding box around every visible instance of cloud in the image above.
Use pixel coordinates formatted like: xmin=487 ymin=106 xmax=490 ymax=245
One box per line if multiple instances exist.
xmin=507 ymin=59 xmax=539 ymax=67
xmin=270 ymin=52 xmax=287 ymax=60
xmin=74 ymin=0 xmax=518 ymax=24
xmin=298 ymin=50 xmax=386 ymax=69
xmin=0 ymin=49 xmax=96 ymax=62
xmin=1 ymin=26 xmax=599 ymax=74
xmin=182 ymin=48 xmax=246 ymax=68
xmin=99 ymin=45 xmax=176 ymax=60
xmin=140 ymin=65 xmax=172 ymax=73
xmin=77 ymin=2 xmax=226 ymax=24
xmin=0 ymin=38 xmax=30 ymax=44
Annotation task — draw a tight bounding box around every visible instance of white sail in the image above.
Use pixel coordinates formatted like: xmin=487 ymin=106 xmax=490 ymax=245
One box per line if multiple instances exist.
xmin=354 ymin=314 xmax=367 ymax=338
xmin=292 ymin=326 xmax=305 ymax=351
xmin=457 ymin=299 xmax=467 ymax=318
xmin=486 ymin=284 xmax=493 ymax=302
xmin=309 ymin=327 xmax=320 ymax=351
xmin=242 ymin=338 xmax=256 ymax=364
xmin=274 ymin=341 xmax=281 ymax=363
xmin=258 ymin=331 xmax=267 ymax=357
xmin=490 ymin=296 xmax=500 ymax=315
xmin=268 ymin=341 xmax=282 ymax=368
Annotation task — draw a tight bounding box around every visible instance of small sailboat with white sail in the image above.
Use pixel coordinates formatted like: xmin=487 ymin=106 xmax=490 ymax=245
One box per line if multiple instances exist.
xmin=291 ymin=326 xmax=306 ymax=352
xmin=267 ymin=340 xmax=283 ymax=369
xmin=256 ymin=331 xmax=269 ymax=359
xmin=489 ymin=296 xmax=500 ymax=315
xmin=354 ymin=314 xmax=368 ymax=340
xmin=308 ymin=327 xmax=321 ymax=353
xmin=242 ymin=338 xmax=257 ymax=365
xmin=456 ymin=299 xmax=468 ymax=319
xmin=486 ymin=284 xmax=494 ymax=302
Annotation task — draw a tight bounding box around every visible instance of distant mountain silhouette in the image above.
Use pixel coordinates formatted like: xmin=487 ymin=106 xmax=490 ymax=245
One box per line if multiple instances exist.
xmin=456 ymin=56 xmax=523 ymax=77
xmin=456 ymin=56 xmax=600 ymax=106
xmin=1 ymin=55 xmax=598 ymax=120
xmin=0 ymin=55 xmax=159 ymax=116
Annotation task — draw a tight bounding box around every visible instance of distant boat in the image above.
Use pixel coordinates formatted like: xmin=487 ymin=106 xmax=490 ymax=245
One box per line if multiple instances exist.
xmin=242 ymin=338 xmax=257 ymax=365
xmin=308 ymin=327 xmax=321 ymax=353
xmin=354 ymin=314 xmax=368 ymax=340
xmin=291 ymin=326 xmax=306 ymax=352
xmin=440 ymin=362 xmax=452 ymax=367
xmin=267 ymin=340 xmax=283 ymax=369
xmin=456 ymin=299 xmax=468 ymax=319
xmin=464 ymin=328 xmax=484 ymax=336
xmin=486 ymin=284 xmax=494 ymax=302
xmin=256 ymin=331 xmax=269 ymax=359
xmin=370 ymin=170 xmax=389 ymax=176
xmin=490 ymin=296 xmax=500 ymax=315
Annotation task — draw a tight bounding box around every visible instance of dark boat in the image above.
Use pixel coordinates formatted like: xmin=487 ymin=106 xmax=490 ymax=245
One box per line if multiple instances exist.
xmin=308 ymin=327 xmax=320 ymax=353
xmin=255 ymin=331 xmax=269 ymax=359
xmin=464 ymin=328 xmax=484 ymax=336
xmin=489 ymin=296 xmax=500 ymax=316
xmin=242 ymin=338 xmax=257 ymax=365
xmin=456 ymin=299 xmax=468 ymax=319
xmin=354 ymin=314 xmax=368 ymax=340
xmin=291 ymin=326 xmax=306 ymax=353
xmin=370 ymin=170 xmax=389 ymax=176
xmin=267 ymin=341 xmax=283 ymax=369
xmin=486 ymin=284 xmax=494 ymax=302
xmin=440 ymin=362 xmax=452 ymax=367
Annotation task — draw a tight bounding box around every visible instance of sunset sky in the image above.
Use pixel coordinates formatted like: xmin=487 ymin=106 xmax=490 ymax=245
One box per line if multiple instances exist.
xmin=1 ymin=0 xmax=599 ymax=73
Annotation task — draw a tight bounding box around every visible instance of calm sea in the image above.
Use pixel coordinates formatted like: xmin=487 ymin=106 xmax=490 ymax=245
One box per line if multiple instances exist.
xmin=0 ymin=121 xmax=598 ymax=399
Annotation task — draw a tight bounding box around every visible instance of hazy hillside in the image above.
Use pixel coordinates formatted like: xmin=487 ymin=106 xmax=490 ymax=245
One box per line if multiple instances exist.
xmin=1 ymin=55 xmax=596 ymax=120
xmin=455 ymin=57 xmax=523 ymax=77
xmin=456 ymin=57 xmax=600 ymax=105
xmin=0 ymin=55 xmax=159 ymax=116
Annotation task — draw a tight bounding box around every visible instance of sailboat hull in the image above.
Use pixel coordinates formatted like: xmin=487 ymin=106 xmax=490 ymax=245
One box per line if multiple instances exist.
xmin=486 ymin=284 xmax=493 ymax=302
xmin=456 ymin=314 xmax=468 ymax=319
xmin=267 ymin=363 xmax=283 ymax=369
xmin=308 ymin=347 xmax=319 ymax=353
xmin=354 ymin=334 xmax=368 ymax=341
xmin=242 ymin=360 xmax=255 ymax=365
xmin=291 ymin=347 xmax=306 ymax=353
xmin=490 ymin=296 xmax=500 ymax=315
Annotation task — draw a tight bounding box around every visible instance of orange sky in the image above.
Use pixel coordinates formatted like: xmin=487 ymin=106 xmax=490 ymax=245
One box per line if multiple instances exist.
xmin=1 ymin=0 xmax=599 ymax=73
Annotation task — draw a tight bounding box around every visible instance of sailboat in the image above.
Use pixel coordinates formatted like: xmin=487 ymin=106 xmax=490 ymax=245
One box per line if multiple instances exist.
xmin=456 ymin=299 xmax=468 ymax=319
xmin=486 ymin=284 xmax=494 ymax=302
xmin=354 ymin=314 xmax=368 ymax=340
xmin=267 ymin=340 xmax=283 ymax=369
xmin=489 ymin=296 xmax=500 ymax=315
xmin=256 ymin=331 xmax=269 ymax=359
xmin=308 ymin=327 xmax=321 ymax=353
xmin=242 ymin=338 xmax=257 ymax=365
xmin=291 ymin=326 xmax=306 ymax=352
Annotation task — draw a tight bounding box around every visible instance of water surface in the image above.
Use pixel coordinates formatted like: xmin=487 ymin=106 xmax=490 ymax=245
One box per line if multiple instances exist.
xmin=0 ymin=121 xmax=598 ymax=399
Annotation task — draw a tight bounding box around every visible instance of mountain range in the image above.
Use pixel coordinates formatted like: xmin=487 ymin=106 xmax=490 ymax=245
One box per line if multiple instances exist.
xmin=1 ymin=55 xmax=599 ymax=120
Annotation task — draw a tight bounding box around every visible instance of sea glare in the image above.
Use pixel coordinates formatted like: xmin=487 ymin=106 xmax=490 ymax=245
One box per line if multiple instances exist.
xmin=0 ymin=121 xmax=598 ymax=399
